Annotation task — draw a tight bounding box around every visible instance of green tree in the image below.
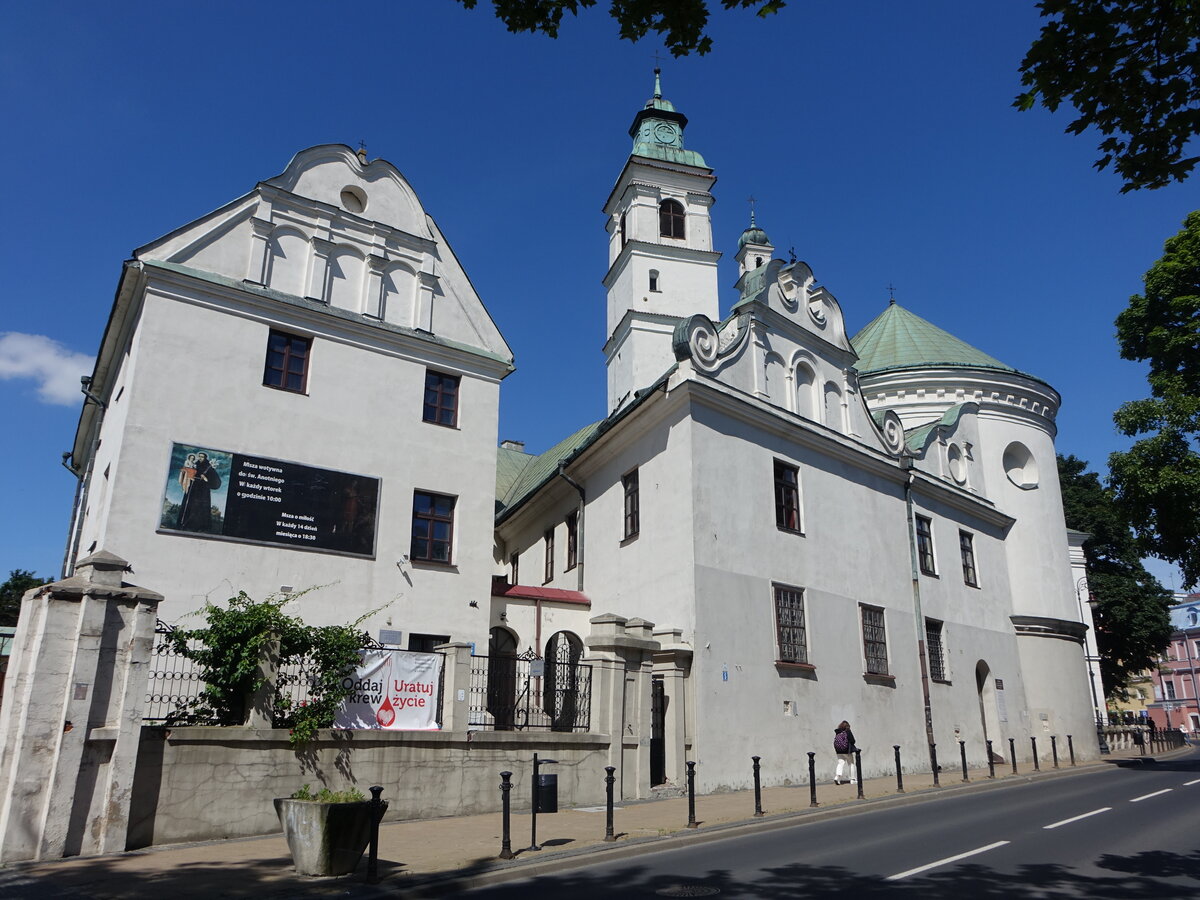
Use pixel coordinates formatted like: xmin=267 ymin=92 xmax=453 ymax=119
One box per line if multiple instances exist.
xmin=1016 ymin=1 xmax=1200 ymax=192
xmin=454 ymin=0 xmax=784 ymax=56
xmin=0 ymin=569 xmax=51 ymax=627
xmin=1110 ymin=210 xmax=1200 ymax=589
xmin=1058 ymin=455 xmax=1173 ymax=696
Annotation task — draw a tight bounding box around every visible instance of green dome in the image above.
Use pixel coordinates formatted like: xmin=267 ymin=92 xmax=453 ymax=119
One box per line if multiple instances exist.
xmin=851 ymin=301 xmax=1020 ymax=375
xmin=739 ymin=225 xmax=770 ymax=248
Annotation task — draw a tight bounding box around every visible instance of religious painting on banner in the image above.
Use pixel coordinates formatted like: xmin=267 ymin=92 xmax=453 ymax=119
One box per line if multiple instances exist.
xmin=334 ymin=649 xmax=441 ymax=731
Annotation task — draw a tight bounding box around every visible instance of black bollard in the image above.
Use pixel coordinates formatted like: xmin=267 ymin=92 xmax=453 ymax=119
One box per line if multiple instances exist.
xmin=686 ymin=761 xmax=698 ymax=828
xmin=499 ymin=771 xmax=514 ymax=859
xmin=1051 ymin=735 xmax=1060 ymax=769
xmin=1031 ymin=736 xmax=1040 ymax=771
xmin=930 ymin=743 xmax=940 ymax=787
xmin=1009 ymin=737 xmax=1018 ymax=774
xmin=752 ymin=756 xmax=764 ymax=817
xmin=603 ymin=766 xmax=616 ymax=842
xmin=854 ymin=749 xmax=864 ymax=799
xmin=807 ymin=752 xmax=818 ymax=807
xmin=1067 ymin=734 xmax=1076 ymax=767
xmin=959 ymin=740 xmax=969 ymax=783
xmin=986 ymin=740 xmax=996 ymax=779
xmin=894 ymin=745 xmax=904 ymax=793
xmin=367 ymin=785 xmax=383 ymax=883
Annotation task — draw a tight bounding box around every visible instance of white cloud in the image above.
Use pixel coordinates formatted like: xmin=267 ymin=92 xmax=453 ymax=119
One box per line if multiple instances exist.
xmin=0 ymin=333 xmax=95 ymax=406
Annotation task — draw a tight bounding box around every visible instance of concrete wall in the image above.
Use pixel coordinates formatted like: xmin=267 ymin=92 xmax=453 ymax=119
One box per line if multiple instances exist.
xmin=128 ymin=727 xmax=611 ymax=848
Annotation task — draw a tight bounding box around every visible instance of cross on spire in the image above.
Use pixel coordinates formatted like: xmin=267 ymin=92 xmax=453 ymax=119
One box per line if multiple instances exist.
xmin=887 ymin=283 xmax=897 ymax=305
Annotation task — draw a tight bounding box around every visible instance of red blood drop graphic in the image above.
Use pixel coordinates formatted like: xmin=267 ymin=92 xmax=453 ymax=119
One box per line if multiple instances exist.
xmin=376 ymin=694 xmax=395 ymax=727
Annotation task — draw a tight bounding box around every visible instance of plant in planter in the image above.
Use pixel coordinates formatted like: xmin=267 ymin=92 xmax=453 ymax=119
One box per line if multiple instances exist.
xmin=275 ymin=784 xmax=387 ymax=877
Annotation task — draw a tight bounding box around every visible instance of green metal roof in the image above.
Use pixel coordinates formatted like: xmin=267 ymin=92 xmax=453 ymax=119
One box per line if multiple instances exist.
xmin=851 ymin=301 xmax=1019 ymax=376
xmin=495 ymin=420 xmax=605 ymax=516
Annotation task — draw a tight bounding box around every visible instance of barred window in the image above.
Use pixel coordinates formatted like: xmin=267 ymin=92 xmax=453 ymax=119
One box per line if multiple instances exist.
xmin=959 ymin=530 xmax=978 ymax=587
xmin=861 ymin=605 xmax=889 ymax=676
xmin=926 ymin=619 xmax=946 ymax=682
xmin=774 ymin=585 xmax=808 ymax=664
xmin=774 ymin=461 xmax=801 ymax=532
xmin=915 ymin=515 xmax=936 ymax=575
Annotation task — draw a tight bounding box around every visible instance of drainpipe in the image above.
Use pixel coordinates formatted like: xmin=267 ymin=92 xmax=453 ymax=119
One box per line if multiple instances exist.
xmin=902 ymin=456 xmax=936 ymax=749
xmin=61 ymin=377 xmax=108 ymax=577
xmin=556 ymin=464 xmax=586 ymax=593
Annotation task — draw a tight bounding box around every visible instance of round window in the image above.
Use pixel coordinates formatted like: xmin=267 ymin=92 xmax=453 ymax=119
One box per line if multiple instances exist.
xmin=947 ymin=443 xmax=967 ymax=485
xmin=339 ymin=186 xmax=367 ymax=213
xmin=1002 ymin=441 xmax=1039 ymax=489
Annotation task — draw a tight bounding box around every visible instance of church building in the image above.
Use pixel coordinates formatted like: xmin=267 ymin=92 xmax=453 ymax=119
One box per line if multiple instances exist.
xmin=61 ymin=74 xmax=1098 ymax=795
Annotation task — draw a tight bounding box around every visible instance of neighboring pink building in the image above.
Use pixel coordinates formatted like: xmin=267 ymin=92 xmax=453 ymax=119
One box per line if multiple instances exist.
xmin=1149 ymin=594 xmax=1200 ymax=734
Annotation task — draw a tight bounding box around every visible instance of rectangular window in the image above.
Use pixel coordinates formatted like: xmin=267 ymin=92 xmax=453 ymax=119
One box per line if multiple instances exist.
xmin=408 ymin=633 xmax=450 ymax=653
xmin=411 ymin=491 xmax=455 ymax=564
xmin=423 ymin=370 xmax=460 ymax=427
xmin=565 ymin=511 xmax=578 ymax=571
xmin=623 ymin=469 xmax=640 ymax=540
xmin=959 ymin=530 xmax=978 ymax=586
xmin=510 ymin=552 xmax=519 ymax=585
xmin=915 ymin=515 xmax=936 ymax=575
xmin=861 ymin=605 xmax=889 ymax=676
xmin=544 ymin=528 xmax=555 ymax=583
xmin=926 ymin=619 xmax=947 ymax=681
xmin=263 ymin=330 xmax=311 ymax=393
xmin=773 ymin=585 xmax=808 ymax=665
xmin=774 ymin=460 xmax=801 ymax=532
xmin=1165 ymin=680 xmax=1177 ymax=700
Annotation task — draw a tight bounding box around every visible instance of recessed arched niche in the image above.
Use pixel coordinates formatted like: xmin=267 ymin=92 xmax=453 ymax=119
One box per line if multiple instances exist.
xmin=266 ymin=228 xmax=308 ymax=297
xmin=327 ymin=246 xmax=365 ymax=312
xmin=1003 ymin=441 xmax=1039 ymax=489
xmin=381 ymin=264 xmax=416 ymax=326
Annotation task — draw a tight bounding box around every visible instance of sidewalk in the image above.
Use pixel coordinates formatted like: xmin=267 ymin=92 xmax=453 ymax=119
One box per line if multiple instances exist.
xmin=0 ymin=743 xmax=1173 ymax=899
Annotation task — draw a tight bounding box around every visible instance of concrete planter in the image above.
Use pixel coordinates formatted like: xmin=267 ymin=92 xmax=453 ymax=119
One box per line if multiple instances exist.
xmin=274 ymin=798 xmax=386 ymax=876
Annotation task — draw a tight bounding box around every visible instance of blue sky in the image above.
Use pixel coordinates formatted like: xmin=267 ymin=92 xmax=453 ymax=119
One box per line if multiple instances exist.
xmin=0 ymin=2 xmax=1193 ymax=587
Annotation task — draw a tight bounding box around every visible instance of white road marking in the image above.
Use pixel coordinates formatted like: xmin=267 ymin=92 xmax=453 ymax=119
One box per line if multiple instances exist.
xmin=1043 ymin=807 xmax=1111 ymax=829
xmin=1130 ymin=789 xmax=1172 ymax=802
xmin=1183 ymin=778 xmax=1200 ymax=787
xmin=886 ymin=841 xmax=1010 ymax=881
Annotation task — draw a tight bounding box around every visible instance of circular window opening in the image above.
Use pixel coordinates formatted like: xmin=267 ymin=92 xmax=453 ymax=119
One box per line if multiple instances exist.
xmin=340 ymin=186 xmax=367 ymax=214
xmin=947 ymin=443 xmax=967 ymax=485
xmin=1003 ymin=441 xmax=1039 ymax=489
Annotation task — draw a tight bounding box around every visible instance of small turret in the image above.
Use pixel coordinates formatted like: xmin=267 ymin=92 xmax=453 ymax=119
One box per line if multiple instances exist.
xmin=735 ymin=207 xmax=773 ymax=277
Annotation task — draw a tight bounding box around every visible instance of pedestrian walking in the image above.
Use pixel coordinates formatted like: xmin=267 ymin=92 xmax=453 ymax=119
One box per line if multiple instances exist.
xmin=834 ymin=720 xmax=857 ymax=784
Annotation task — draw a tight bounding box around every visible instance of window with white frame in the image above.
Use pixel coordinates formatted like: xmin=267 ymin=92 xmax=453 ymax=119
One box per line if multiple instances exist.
xmin=915 ymin=516 xmax=936 ymax=575
xmin=959 ymin=530 xmax=978 ymax=586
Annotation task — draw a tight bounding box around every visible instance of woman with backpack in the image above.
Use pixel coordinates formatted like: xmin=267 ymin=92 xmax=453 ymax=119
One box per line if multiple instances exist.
xmin=833 ymin=720 xmax=857 ymax=784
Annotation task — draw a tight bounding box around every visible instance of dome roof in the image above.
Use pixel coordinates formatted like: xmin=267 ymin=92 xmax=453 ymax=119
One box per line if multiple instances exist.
xmin=852 ymin=301 xmax=1023 ymax=376
xmin=739 ymin=225 xmax=770 ymax=248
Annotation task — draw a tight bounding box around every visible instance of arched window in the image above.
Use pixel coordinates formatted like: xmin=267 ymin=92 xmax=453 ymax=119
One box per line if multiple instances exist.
xmin=649 ymin=269 xmax=660 ymax=292
xmin=659 ymin=199 xmax=685 ymax=239
xmin=543 ymin=631 xmax=585 ymax=732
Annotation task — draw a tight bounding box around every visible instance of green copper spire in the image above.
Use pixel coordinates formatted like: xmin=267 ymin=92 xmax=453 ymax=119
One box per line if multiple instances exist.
xmin=628 ymin=69 xmax=707 ymax=168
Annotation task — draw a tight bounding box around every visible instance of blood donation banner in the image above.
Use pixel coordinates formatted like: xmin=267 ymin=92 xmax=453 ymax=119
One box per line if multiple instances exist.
xmin=334 ymin=650 xmax=442 ymax=731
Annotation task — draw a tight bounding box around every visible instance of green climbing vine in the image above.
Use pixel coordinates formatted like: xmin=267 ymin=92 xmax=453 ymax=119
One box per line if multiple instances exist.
xmin=166 ymin=590 xmax=372 ymax=745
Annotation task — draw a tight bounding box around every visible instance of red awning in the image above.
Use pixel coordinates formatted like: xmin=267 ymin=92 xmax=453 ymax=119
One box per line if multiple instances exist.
xmin=491 ymin=579 xmax=590 ymax=606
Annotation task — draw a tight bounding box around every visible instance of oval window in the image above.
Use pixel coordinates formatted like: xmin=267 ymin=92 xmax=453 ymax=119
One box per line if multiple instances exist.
xmin=1003 ymin=441 xmax=1039 ymax=489
xmin=339 ymin=186 xmax=367 ymax=213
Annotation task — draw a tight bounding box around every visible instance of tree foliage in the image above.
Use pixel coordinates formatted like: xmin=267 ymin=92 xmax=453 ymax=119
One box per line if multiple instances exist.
xmin=1110 ymin=211 xmax=1200 ymax=589
xmin=167 ymin=591 xmax=371 ymax=745
xmin=1016 ymin=1 xmax=1200 ymax=192
xmin=454 ymin=0 xmax=784 ymax=56
xmin=0 ymin=569 xmax=52 ymax=627
xmin=1058 ymin=455 xmax=1173 ymax=696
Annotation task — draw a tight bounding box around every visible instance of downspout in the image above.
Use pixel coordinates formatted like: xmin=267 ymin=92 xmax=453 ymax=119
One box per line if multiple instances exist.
xmin=61 ymin=379 xmax=108 ymax=578
xmin=557 ymin=464 xmax=586 ymax=592
xmin=902 ymin=456 xmax=936 ymax=751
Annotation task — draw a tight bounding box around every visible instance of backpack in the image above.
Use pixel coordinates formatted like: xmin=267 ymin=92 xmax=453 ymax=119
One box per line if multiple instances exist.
xmin=834 ymin=730 xmax=849 ymax=753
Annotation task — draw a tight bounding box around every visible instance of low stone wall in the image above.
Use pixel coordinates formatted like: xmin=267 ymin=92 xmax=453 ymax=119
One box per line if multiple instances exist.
xmin=128 ymin=726 xmax=611 ymax=848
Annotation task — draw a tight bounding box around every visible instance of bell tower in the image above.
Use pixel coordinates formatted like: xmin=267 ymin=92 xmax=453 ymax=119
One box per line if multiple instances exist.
xmin=602 ymin=70 xmax=720 ymax=412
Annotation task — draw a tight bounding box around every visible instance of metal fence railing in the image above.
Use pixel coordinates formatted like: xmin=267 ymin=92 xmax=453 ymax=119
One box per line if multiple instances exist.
xmin=468 ymin=651 xmax=592 ymax=732
xmin=144 ymin=620 xmax=210 ymax=723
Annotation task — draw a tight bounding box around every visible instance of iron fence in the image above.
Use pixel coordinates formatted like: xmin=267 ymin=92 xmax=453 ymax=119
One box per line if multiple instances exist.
xmin=468 ymin=650 xmax=592 ymax=731
xmin=144 ymin=620 xmax=211 ymax=723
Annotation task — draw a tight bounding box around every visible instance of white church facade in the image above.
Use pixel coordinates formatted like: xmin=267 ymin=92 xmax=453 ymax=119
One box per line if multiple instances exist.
xmin=58 ymin=75 xmax=1099 ymax=795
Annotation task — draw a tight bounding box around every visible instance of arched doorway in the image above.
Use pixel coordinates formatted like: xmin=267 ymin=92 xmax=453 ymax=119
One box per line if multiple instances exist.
xmin=487 ymin=627 xmax=518 ymax=731
xmin=976 ymin=660 xmax=1004 ymax=758
xmin=544 ymin=631 xmax=584 ymax=732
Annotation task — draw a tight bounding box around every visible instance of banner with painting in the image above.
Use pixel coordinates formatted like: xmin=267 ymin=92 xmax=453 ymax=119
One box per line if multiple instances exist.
xmin=334 ymin=650 xmax=442 ymax=731
xmin=158 ymin=442 xmax=379 ymax=557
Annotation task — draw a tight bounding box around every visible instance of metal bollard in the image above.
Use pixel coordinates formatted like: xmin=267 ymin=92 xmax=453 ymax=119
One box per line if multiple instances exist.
xmin=959 ymin=740 xmax=969 ymax=783
xmin=894 ymin=745 xmax=904 ymax=793
xmin=1067 ymin=734 xmax=1076 ymax=767
xmin=1031 ymin=736 xmax=1040 ymax=771
xmin=499 ymin=771 xmax=514 ymax=859
xmin=986 ymin=740 xmax=995 ymax=779
xmin=1009 ymin=737 xmax=1017 ymax=774
xmin=686 ymin=761 xmax=698 ymax=828
xmin=930 ymin=743 xmax=940 ymax=787
xmin=854 ymin=749 xmax=864 ymax=799
xmin=367 ymin=785 xmax=384 ymax=883
xmin=807 ymin=752 xmax=819 ymax=807
xmin=1051 ymin=735 xmax=1060 ymax=769
xmin=604 ymin=766 xmax=616 ymax=842
xmin=752 ymin=756 xmax=764 ymax=817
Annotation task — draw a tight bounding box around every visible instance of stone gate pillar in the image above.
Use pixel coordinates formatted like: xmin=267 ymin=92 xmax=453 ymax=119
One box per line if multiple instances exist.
xmin=0 ymin=551 xmax=161 ymax=861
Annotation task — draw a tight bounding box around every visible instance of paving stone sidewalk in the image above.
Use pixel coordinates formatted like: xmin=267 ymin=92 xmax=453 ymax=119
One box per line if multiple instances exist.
xmin=0 ymin=743 xmax=1170 ymax=899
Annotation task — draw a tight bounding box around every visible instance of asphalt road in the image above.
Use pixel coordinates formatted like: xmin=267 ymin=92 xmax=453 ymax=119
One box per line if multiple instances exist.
xmin=467 ymin=749 xmax=1200 ymax=898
